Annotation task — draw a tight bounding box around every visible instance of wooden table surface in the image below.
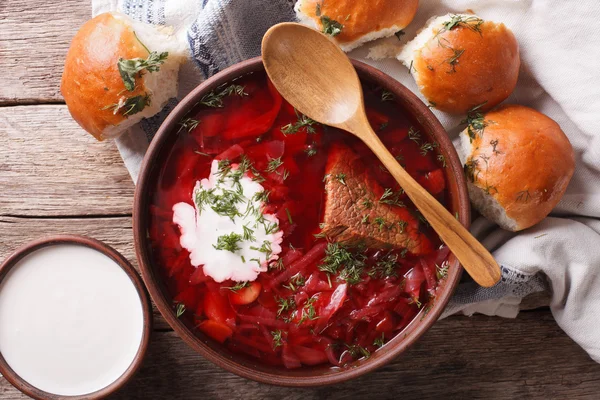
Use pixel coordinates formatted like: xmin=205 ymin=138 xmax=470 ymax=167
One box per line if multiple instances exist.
xmin=2 ymin=1 xmax=600 ymax=398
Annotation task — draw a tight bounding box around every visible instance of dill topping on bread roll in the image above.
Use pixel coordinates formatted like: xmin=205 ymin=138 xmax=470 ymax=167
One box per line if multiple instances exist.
xmin=457 ymin=104 xmax=575 ymax=231
xmin=398 ymin=13 xmax=520 ymax=114
xmin=295 ymin=0 xmax=419 ymax=52
xmin=61 ymin=12 xmax=188 ymax=141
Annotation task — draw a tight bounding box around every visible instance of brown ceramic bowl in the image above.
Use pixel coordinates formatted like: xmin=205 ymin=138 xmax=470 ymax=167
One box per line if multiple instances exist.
xmin=134 ymin=57 xmax=469 ymax=386
xmin=0 ymin=235 xmax=152 ymax=400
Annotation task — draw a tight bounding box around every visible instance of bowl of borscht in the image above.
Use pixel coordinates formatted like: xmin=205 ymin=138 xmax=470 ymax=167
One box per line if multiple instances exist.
xmin=133 ymin=57 xmax=470 ymax=386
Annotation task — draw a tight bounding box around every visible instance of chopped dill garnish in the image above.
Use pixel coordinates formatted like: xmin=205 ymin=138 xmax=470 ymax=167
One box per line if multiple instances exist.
xmin=461 ymin=102 xmax=488 ymax=142
xmin=408 ymin=127 xmax=421 ymax=144
xmin=439 ymin=15 xmax=484 ymax=35
xmin=242 ymin=225 xmax=255 ymax=241
xmin=380 ymin=188 xmax=405 ymax=207
xmin=381 ymin=90 xmax=394 ymax=102
xmin=103 ymin=94 xmax=151 ymax=117
xmin=200 ymin=84 xmax=247 ymax=108
xmin=420 ymin=142 xmax=439 ymax=156
xmin=374 ymin=333 xmax=386 ymax=348
xmin=410 ymin=296 xmax=422 ymax=308
xmin=224 ymin=281 xmax=250 ymax=292
xmin=285 ymin=208 xmax=293 ymax=224
xmin=194 ymin=150 xmax=210 ymax=157
xmin=175 ymin=303 xmax=186 ymax=318
xmin=298 ymin=297 xmax=319 ymax=324
xmin=271 ymin=330 xmax=284 ymax=349
xmin=379 ymin=122 xmax=389 ymax=131
xmin=305 ymin=147 xmax=318 ymax=157
xmin=321 ymin=15 xmax=343 ymax=36
xmin=213 ymin=232 xmax=243 ymax=253
xmin=445 ymin=48 xmax=465 ymax=73
xmin=271 ymin=258 xmax=285 ymax=270
xmin=463 ymin=158 xmax=480 ymax=183
xmin=266 ymin=157 xmax=284 ymax=173
xmin=346 ymin=344 xmax=370 ymax=359
xmin=334 ymin=173 xmax=347 ymax=185
xmin=117 ymin=50 xmax=168 ymax=91
xmin=319 ymin=242 xmax=367 ymax=285
xmin=436 ymin=263 xmax=449 ymax=280
xmin=397 ymin=220 xmax=408 ymax=233
xmin=490 ymin=139 xmax=501 ymax=154
xmin=283 ymin=274 xmax=306 ymax=292
xmin=211 ymin=190 xmax=244 ymax=219
xmin=250 ymin=240 xmax=273 ymax=258
xmin=178 ymin=117 xmax=200 ymax=133
xmin=362 ymin=198 xmax=374 ymax=209
xmin=369 ymin=252 xmax=399 ymax=278
xmin=374 ymin=216 xmax=386 ymax=231
xmin=361 ymin=215 xmax=369 ymax=224
xmin=276 ymin=296 xmax=296 ymax=316
xmin=264 ymin=221 xmax=280 ymax=235
xmin=253 ymin=190 xmax=270 ymax=204
xmin=216 ymin=159 xmax=232 ymax=180
xmin=437 ymin=154 xmax=447 ymax=167
xmin=281 ymin=111 xmax=318 ymax=134
xmin=409 ymin=60 xmax=417 ymax=73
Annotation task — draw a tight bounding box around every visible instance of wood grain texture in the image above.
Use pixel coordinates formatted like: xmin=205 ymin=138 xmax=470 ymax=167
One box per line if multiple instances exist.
xmin=2 ymin=311 xmax=600 ymax=399
xmin=0 ymin=105 xmax=135 ymax=216
xmin=0 ymin=1 xmax=595 ymax=398
xmin=0 ymin=0 xmax=89 ymax=104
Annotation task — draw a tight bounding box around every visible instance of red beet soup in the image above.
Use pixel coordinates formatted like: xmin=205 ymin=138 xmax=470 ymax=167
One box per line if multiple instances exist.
xmin=148 ymin=71 xmax=452 ymax=369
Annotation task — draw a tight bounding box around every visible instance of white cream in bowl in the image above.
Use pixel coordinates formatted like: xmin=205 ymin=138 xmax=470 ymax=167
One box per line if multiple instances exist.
xmin=0 ymin=244 xmax=145 ymax=396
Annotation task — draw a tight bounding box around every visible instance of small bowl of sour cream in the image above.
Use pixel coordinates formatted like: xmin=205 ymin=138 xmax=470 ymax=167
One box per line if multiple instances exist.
xmin=0 ymin=235 xmax=152 ymax=400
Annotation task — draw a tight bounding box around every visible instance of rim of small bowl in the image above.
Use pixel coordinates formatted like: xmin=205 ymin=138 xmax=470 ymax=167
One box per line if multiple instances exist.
xmin=133 ymin=56 xmax=469 ymax=387
xmin=0 ymin=235 xmax=153 ymax=400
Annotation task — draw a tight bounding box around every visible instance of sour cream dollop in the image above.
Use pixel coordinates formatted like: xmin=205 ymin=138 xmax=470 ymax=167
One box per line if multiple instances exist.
xmin=173 ymin=159 xmax=283 ymax=282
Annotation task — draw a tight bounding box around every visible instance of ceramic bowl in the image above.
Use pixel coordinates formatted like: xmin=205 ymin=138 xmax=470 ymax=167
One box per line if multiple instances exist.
xmin=0 ymin=235 xmax=152 ymax=399
xmin=133 ymin=57 xmax=469 ymax=386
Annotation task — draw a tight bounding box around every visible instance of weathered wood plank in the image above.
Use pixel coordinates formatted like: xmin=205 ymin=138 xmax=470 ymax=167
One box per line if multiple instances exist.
xmin=0 ymin=0 xmax=90 ymax=104
xmin=2 ymin=311 xmax=599 ymax=399
xmin=0 ymin=105 xmax=134 ymax=216
xmin=0 ymin=215 xmax=171 ymax=330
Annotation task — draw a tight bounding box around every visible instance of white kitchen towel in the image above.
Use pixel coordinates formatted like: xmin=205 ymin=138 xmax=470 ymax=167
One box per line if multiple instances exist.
xmin=91 ymin=0 xmax=600 ymax=362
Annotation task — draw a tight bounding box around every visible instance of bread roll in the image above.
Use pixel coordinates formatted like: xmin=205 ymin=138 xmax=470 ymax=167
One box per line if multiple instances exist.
xmin=295 ymin=0 xmax=419 ymax=52
xmin=61 ymin=12 xmax=187 ymax=141
xmin=398 ymin=14 xmax=520 ymax=114
xmin=457 ymin=104 xmax=575 ymax=231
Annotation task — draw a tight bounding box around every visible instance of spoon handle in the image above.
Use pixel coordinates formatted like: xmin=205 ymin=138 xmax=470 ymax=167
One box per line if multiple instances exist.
xmin=361 ymin=132 xmax=501 ymax=288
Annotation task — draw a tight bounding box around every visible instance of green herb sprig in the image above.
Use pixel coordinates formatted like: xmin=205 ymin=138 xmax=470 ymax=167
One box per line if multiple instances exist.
xmin=118 ymin=51 xmax=168 ymax=91
xmin=103 ymin=94 xmax=151 ymax=117
xmin=201 ymin=84 xmax=247 ymax=108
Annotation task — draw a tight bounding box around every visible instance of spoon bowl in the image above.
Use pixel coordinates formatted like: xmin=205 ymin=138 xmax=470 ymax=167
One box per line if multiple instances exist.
xmin=262 ymin=23 xmax=362 ymax=126
xmin=262 ymin=22 xmax=501 ymax=287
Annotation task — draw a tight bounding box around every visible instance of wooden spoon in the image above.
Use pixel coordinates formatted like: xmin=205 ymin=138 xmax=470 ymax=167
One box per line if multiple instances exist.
xmin=262 ymin=23 xmax=500 ymax=287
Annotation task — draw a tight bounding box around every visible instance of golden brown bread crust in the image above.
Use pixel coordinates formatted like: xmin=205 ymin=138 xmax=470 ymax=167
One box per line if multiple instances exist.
xmin=61 ymin=13 xmax=149 ymax=140
xmin=464 ymin=104 xmax=575 ymax=231
xmin=413 ymin=19 xmax=520 ymax=114
xmin=298 ymin=0 xmax=419 ymax=44
xmin=322 ymin=144 xmax=432 ymax=255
